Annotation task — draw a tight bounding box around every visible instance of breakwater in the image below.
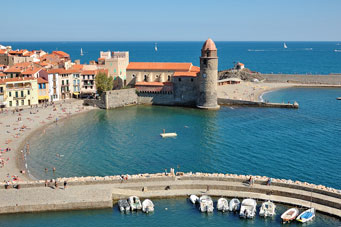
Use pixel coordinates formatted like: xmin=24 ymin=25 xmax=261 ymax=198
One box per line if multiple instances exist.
xmin=261 ymin=74 xmax=341 ymax=85
xmin=217 ymin=98 xmax=299 ymax=108
xmin=0 ymin=172 xmax=340 ymax=218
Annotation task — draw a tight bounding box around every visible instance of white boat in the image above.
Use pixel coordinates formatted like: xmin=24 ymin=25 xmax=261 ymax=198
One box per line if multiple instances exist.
xmin=118 ymin=199 xmax=130 ymax=212
xmin=296 ymin=208 xmax=315 ymax=223
xmin=281 ymin=207 xmax=299 ymax=223
xmin=154 ymin=43 xmax=158 ymax=51
xmin=199 ymin=195 xmax=214 ymax=213
xmin=128 ymin=196 xmax=142 ymax=211
xmin=142 ymin=199 xmax=154 ymax=213
xmin=189 ymin=194 xmax=199 ymax=204
xmin=160 ymin=132 xmax=177 ymax=138
xmin=229 ymin=198 xmax=241 ymax=212
xmin=334 ymin=49 xmax=341 ymax=52
xmin=239 ymin=199 xmax=257 ymax=219
xmin=259 ymin=200 xmax=276 ymax=217
xmin=337 ymin=97 xmax=341 ymax=100
xmin=80 ymin=48 xmax=83 ymax=56
xmin=217 ymin=198 xmax=229 ymax=212
xmin=284 ymin=43 xmax=288 ymax=49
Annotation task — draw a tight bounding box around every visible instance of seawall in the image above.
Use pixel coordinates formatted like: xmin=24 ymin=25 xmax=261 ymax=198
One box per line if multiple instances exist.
xmin=218 ymin=98 xmax=299 ymax=108
xmin=0 ymin=173 xmax=340 ymax=218
xmin=261 ymin=74 xmax=341 ymax=85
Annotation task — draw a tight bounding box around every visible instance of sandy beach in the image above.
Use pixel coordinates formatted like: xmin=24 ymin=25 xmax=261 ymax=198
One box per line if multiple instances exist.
xmin=0 ymin=100 xmax=96 ymax=182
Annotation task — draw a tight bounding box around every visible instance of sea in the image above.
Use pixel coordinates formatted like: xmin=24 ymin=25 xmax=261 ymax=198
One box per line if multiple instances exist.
xmin=0 ymin=42 xmax=341 ymax=226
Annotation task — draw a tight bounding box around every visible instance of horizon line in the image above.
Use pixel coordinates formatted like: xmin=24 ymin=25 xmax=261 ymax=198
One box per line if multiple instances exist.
xmin=1 ymin=40 xmax=341 ymax=43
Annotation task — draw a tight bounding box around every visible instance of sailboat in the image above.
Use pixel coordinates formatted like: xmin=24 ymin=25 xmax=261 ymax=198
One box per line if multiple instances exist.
xmin=154 ymin=43 xmax=158 ymax=52
xmin=80 ymin=48 xmax=84 ymax=56
xmin=283 ymin=43 xmax=288 ymax=49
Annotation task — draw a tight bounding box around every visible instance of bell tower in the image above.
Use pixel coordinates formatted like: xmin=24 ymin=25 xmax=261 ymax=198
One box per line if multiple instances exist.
xmin=197 ymin=38 xmax=219 ymax=109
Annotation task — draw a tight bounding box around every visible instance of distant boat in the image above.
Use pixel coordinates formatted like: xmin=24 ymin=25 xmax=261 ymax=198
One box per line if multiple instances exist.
xmin=334 ymin=49 xmax=341 ymax=52
xmin=283 ymin=43 xmax=288 ymax=49
xmin=336 ymin=97 xmax=341 ymax=100
xmin=80 ymin=48 xmax=84 ymax=56
xmin=154 ymin=43 xmax=158 ymax=52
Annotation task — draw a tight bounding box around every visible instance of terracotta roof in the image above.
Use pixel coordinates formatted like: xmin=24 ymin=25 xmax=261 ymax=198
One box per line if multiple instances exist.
xmin=71 ymin=64 xmax=84 ymax=70
xmin=47 ymin=68 xmax=64 ymax=74
xmin=82 ymin=70 xmax=96 ymax=75
xmin=98 ymin=58 xmax=105 ymax=60
xmin=202 ymin=38 xmax=217 ymax=51
xmin=127 ymin=62 xmax=193 ymax=71
xmin=22 ymin=67 xmax=42 ymax=75
xmin=237 ymin=63 xmax=244 ymax=66
xmin=37 ymin=77 xmax=48 ymax=84
xmin=190 ymin=66 xmax=200 ymax=72
xmin=0 ymin=50 xmax=7 ymax=54
xmin=4 ymin=67 xmax=22 ymax=73
xmin=3 ymin=77 xmax=36 ymax=83
xmin=173 ymin=71 xmax=198 ymax=77
xmin=135 ymin=82 xmax=165 ymax=86
xmin=0 ymin=73 xmax=6 ymax=78
xmin=52 ymin=51 xmax=70 ymax=58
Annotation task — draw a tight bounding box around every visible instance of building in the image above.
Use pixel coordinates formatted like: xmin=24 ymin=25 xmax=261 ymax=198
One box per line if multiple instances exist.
xmin=47 ymin=69 xmax=61 ymax=102
xmin=59 ymin=69 xmax=73 ymax=100
xmin=81 ymin=70 xmax=97 ymax=97
xmin=37 ymin=77 xmax=49 ymax=103
xmin=102 ymin=51 xmax=129 ymax=88
xmin=4 ymin=77 xmax=38 ymax=107
xmin=0 ymin=80 xmax=6 ymax=107
xmin=197 ymin=38 xmax=219 ymax=109
xmin=235 ymin=62 xmax=245 ymax=70
xmin=121 ymin=39 xmax=219 ymax=108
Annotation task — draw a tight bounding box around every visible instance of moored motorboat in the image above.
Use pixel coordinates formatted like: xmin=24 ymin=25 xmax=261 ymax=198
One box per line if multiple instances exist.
xmin=189 ymin=194 xmax=199 ymax=204
xmin=118 ymin=199 xmax=130 ymax=212
xmin=296 ymin=208 xmax=315 ymax=223
xmin=217 ymin=198 xmax=229 ymax=212
xmin=199 ymin=195 xmax=214 ymax=213
xmin=281 ymin=207 xmax=299 ymax=223
xmin=239 ymin=199 xmax=257 ymax=219
xmin=128 ymin=196 xmax=142 ymax=211
xmin=259 ymin=200 xmax=276 ymax=217
xmin=337 ymin=97 xmax=341 ymax=100
xmin=142 ymin=199 xmax=154 ymax=213
xmin=229 ymin=198 xmax=241 ymax=212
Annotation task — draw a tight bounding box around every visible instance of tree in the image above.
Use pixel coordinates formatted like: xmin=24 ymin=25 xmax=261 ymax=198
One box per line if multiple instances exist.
xmin=95 ymin=72 xmax=113 ymax=96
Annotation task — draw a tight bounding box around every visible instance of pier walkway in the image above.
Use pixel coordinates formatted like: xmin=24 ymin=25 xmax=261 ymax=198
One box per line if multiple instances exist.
xmin=0 ymin=173 xmax=340 ymax=218
xmin=218 ymin=98 xmax=299 ymax=108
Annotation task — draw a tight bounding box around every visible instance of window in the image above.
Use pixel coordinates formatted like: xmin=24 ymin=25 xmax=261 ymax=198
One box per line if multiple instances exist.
xmin=178 ymin=78 xmax=181 ymax=82
xmin=9 ymin=92 xmax=11 ymax=97
xmin=28 ymin=90 xmax=30 ymax=95
xmin=168 ymin=75 xmax=171 ymax=81
xmin=21 ymin=91 xmax=24 ymax=97
xmin=15 ymin=91 xmax=18 ymax=97
xmin=144 ymin=75 xmax=147 ymax=81
xmin=62 ymin=80 xmax=64 ymax=85
xmin=39 ymin=84 xmax=42 ymax=89
xmin=9 ymin=101 xmax=12 ymax=107
xmin=191 ymin=78 xmax=194 ymax=82
xmin=21 ymin=100 xmax=24 ymax=106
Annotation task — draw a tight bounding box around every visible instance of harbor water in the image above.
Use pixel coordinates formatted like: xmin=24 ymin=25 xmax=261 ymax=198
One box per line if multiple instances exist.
xmin=1 ymin=41 xmax=340 ymax=226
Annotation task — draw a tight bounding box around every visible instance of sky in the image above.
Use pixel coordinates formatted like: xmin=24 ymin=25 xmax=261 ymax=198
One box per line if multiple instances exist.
xmin=1 ymin=0 xmax=341 ymax=41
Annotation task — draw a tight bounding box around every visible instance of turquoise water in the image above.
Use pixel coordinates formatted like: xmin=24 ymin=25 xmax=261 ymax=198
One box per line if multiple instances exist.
xmin=0 ymin=198 xmax=339 ymax=227
xmin=27 ymin=87 xmax=341 ymax=190
xmin=2 ymin=41 xmax=341 ymax=74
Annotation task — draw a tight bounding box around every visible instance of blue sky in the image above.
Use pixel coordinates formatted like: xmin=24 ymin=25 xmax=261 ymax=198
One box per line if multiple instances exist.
xmin=1 ymin=0 xmax=341 ymax=41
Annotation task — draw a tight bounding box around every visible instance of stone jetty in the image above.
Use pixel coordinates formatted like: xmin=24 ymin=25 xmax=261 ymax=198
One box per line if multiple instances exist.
xmin=0 ymin=172 xmax=340 ymax=218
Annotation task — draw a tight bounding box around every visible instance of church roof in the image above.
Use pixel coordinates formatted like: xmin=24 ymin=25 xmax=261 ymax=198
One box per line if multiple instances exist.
xmin=202 ymin=38 xmax=217 ymax=51
xmin=127 ymin=62 xmax=193 ymax=71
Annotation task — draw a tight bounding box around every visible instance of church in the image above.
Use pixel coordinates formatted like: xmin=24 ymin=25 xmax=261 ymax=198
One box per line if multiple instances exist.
xmin=125 ymin=39 xmax=219 ymax=109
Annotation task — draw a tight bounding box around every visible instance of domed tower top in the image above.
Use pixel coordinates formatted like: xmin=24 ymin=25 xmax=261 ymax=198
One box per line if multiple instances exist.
xmin=202 ymin=38 xmax=217 ymax=51
xmin=201 ymin=38 xmax=217 ymax=58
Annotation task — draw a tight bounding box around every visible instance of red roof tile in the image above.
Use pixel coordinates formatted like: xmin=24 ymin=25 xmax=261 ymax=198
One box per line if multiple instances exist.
xmin=52 ymin=51 xmax=70 ymax=58
xmin=173 ymin=71 xmax=198 ymax=77
xmin=127 ymin=62 xmax=193 ymax=71
xmin=37 ymin=77 xmax=48 ymax=84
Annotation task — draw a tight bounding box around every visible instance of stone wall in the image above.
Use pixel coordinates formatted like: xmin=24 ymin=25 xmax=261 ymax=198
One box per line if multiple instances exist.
xmin=104 ymin=88 xmax=138 ymax=109
xmin=261 ymin=74 xmax=341 ymax=85
xmin=173 ymin=76 xmax=198 ymax=106
xmin=137 ymin=93 xmax=175 ymax=105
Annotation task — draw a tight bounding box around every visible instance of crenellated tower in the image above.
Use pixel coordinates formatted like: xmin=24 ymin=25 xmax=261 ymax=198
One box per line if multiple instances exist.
xmin=196 ymin=38 xmax=219 ymax=109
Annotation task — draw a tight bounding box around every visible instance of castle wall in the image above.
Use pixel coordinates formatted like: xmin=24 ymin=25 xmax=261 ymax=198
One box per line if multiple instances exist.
xmin=173 ymin=76 xmax=198 ymax=106
xmin=103 ymin=88 xmax=138 ymax=109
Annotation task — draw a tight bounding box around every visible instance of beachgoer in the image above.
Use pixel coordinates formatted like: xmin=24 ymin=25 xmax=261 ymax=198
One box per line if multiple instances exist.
xmin=55 ymin=181 xmax=58 ymax=189
xmin=64 ymin=181 xmax=67 ymax=189
xmin=206 ymin=185 xmax=210 ymax=192
xmin=267 ymin=178 xmax=272 ymax=186
xmin=53 ymin=167 xmax=56 ymax=172
xmin=45 ymin=168 xmax=48 ymax=172
xmin=45 ymin=180 xmax=48 ymax=187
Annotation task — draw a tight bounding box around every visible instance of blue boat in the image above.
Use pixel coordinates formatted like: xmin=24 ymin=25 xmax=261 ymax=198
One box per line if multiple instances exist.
xmin=296 ymin=208 xmax=315 ymax=223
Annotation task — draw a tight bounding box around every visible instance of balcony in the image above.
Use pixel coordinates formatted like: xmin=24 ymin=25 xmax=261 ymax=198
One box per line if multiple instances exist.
xmin=13 ymin=96 xmax=26 ymax=100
